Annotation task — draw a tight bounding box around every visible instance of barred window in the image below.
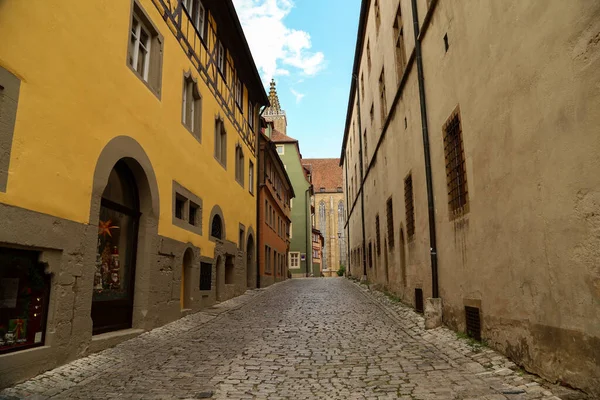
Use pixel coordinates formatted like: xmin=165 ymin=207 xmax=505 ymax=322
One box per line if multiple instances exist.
xmin=375 ymin=214 xmax=381 ymax=255
xmin=386 ymin=197 xmax=395 ymax=249
xmin=404 ymin=174 xmax=415 ymax=239
xmin=443 ymin=108 xmax=469 ymax=218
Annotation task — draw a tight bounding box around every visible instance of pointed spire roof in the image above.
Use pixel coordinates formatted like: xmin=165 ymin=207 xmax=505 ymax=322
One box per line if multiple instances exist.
xmin=264 ymin=79 xmax=284 ymax=116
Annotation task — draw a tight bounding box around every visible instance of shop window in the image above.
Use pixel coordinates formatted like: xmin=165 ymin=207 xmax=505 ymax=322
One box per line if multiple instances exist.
xmin=93 ymin=161 xmax=140 ymax=334
xmin=0 ymin=248 xmax=50 ymax=354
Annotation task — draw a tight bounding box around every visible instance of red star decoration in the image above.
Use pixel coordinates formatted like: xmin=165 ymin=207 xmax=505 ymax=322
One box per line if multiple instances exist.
xmin=98 ymin=219 xmax=120 ymax=237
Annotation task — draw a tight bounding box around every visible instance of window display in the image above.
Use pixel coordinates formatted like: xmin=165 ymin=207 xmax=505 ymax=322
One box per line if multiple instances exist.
xmin=0 ymin=248 xmax=50 ymax=354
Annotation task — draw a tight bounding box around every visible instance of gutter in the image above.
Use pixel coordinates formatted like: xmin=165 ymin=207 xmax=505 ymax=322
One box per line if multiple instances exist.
xmin=354 ymin=77 xmax=368 ymax=280
xmin=410 ymin=0 xmax=439 ymax=298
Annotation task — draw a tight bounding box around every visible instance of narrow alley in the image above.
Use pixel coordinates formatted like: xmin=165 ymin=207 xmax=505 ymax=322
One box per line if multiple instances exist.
xmin=0 ymin=279 xmax=583 ymax=400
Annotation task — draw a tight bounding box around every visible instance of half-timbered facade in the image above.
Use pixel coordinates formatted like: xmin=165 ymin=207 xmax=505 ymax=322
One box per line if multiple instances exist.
xmin=0 ymin=0 xmax=267 ymax=387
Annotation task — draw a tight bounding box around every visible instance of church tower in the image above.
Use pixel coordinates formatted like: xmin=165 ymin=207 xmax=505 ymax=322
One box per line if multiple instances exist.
xmin=263 ymin=79 xmax=288 ymax=136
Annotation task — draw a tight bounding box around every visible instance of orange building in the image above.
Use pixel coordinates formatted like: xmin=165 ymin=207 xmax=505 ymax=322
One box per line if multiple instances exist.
xmin=257 ymin=122 xmax=294 ymax=287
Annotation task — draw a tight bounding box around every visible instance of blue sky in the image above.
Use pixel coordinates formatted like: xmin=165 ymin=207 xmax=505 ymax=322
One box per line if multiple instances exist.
xmin=232 ymin=0 xmax=361 ymax=159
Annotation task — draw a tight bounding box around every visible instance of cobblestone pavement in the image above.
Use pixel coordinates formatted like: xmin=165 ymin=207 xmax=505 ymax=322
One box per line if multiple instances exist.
xmin=0 ymin=278 xmax=587 ymax=400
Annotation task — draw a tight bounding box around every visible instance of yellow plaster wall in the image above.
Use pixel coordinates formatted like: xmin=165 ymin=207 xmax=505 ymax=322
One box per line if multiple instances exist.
xmin=0 ymin=0 xmax=258 ymax=251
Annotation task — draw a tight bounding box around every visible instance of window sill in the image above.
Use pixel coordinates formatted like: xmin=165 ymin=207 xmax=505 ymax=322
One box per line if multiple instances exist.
xmin=214 ymin=156 xmax=227 ymax=170
xmin=173 ymin=217 xmax=203 ymax=236
xmin=127 ymin=65 xmax=161 ymax=100
xmin=181 ymin=122 xmax=202 ymax=144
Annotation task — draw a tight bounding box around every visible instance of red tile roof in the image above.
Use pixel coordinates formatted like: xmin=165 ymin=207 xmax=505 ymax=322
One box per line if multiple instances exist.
xmin=302 ymin=158 xmax=343 ymax=192
xmin=271 ymin=129 xmax=298 ymax=143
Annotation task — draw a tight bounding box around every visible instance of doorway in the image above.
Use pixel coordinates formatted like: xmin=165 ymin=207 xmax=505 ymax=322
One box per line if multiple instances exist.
xmin=92 ymin=160 xmax=140 ymax=334
xmin=181 ymin=248 xmax=194 ymax=310
xmin=246 ymin=235 xmax=254 ymax=288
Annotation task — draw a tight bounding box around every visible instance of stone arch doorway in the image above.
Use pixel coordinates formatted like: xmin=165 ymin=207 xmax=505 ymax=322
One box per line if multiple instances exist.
xmin=90 ymin=136 xmax=160 ymax=335
xmin=246 ymin=234 xmax=255 ymax=288
xmin=91 ymin=160 xmax=140 ymax=334
xmin=181 ymin=248 xmax=194 ymax=310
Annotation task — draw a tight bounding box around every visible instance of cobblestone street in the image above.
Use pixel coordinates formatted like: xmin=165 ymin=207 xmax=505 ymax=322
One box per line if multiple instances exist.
xmin=0 ymin=279 xmax=585 ymax=400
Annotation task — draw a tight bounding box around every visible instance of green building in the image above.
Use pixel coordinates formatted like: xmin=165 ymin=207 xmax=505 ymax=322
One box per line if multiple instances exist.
xmin=263 ymin=80 xmax=313 ymax=277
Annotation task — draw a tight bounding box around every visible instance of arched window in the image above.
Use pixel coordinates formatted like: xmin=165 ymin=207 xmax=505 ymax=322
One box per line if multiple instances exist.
xmin=319 ymin=201 xmax=327 ymax=270
xmin=338 ymin=201 xmax=346 ymax=267
xmin=211 ymin=214 xmax=223 ymax=239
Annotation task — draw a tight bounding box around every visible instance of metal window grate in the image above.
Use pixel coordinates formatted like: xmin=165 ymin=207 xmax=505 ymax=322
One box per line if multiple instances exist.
xmin=415 ymin=288 xmax=423 ymax=313
xmin=386 ymin=198 xmax=395 ymax=249
xmin=404 ymin=175 xmax=415 ymax=238
xmin=443 ymin=110 xmax=468 ymax=217
xmin=465 ymin=306 xmax=481 ymax=341
xmin=199 ymin=262 xmax=212 ymax=290
xmin=375 ymin=215 xmax=381 ymax=255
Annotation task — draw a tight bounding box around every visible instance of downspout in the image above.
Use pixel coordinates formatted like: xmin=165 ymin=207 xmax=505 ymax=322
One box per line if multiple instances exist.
xmin=343 ymin=160 xmax=351 ymax=276
xmin=256 ymin=106 xmax=267 ymax=288
xmin=305 ymin=187 xmax=311 ymax=277
xmin=354 ymin=75 xmax=368 ymax=280
xmin=410 ymin=0 xmax=439 ymax=298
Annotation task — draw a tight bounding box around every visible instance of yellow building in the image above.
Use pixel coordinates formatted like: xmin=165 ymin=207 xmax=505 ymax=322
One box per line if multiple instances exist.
xmin=0 ymin=0 xmax=267 ymax=386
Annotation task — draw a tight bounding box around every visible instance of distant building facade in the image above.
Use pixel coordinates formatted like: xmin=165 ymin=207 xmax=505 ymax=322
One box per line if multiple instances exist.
xmin=257 ymin=122 xmax=294 ymax=287
xmin=0 ymin=0 xmax=267 ymax=387
xmin=341 ymin=0 xmax=600 ymax=396
xmin=311 ymin=228 xmax=325 ymax=275
xmin=303 ymin=159 xmax=346 ymax=277
xmin=264 ymin=81 xmax=313 ymax=278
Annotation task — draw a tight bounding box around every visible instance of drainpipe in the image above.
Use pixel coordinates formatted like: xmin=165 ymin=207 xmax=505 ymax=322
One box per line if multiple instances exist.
xmin=353 ymin=75 xmax=368 ymax=281
xmin=305 ymin=187 xmax=311 ymax=277
xmin=410 ymin=0 xmax=439 ymax=298
xmin=343 ymin=160 xmax=351 ymax=277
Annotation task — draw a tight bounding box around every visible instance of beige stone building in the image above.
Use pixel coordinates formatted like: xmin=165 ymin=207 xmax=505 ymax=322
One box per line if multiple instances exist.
xmin=341 ymin=0 xmax=600 ymax=396
xmin=303 ymin=159 xmax=346 ymax=277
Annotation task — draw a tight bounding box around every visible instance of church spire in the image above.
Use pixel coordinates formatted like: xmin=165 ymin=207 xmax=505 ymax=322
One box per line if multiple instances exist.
xmin=263 ymin=79 xmax=288 ymax=135
xmin=266 ymin=79 xmax=282 ymax=114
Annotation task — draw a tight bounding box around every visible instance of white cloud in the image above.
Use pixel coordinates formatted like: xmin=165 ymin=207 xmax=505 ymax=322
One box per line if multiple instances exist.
xmin=290 ymin=88 xmax=305 ymax=103
xmin=233 ymin=0 xmax=325 ymax=82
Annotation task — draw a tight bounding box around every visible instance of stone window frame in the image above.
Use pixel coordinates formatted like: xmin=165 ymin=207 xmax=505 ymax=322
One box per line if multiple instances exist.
xmin=181 ymin=71 xmax=202 ymax=142
xmin=208 ymin=204 xmax=226 ymax=242
xmin=248 ymin=160 xmax=254 ymax=195
xmin=235 ymin=144 xmax=244 ymax=187
xmin=0 ymin=66 xmax=21 ymax=193
xmin=238 ymin=223 xmax=245 ymax=251
xmin=214 ymin=117 xmax=227 ymax=169
xmin=276 ymin=145 xmax=284 ymax=155
xmin=172 ymin=181 xmax=203 ymax=236
xmin=126 ymin=0 xmax=164 ymax=99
